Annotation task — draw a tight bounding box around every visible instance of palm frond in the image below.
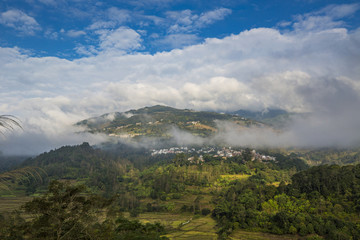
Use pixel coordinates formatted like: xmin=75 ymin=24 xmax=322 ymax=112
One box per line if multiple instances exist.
xmin=0 ymin=167 xmax=47 ymax=191
xmin=0 ymin=115 xmax=22 ymax=134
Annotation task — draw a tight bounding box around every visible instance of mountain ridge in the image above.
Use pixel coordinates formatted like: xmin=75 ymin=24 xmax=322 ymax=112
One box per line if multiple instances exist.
xmin=76 ymin=105 xmax=264 ymax=138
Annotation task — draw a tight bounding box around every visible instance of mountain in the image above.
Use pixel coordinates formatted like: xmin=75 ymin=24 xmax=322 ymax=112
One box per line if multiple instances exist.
xmin=230 ymin=109 xmax=288 ymax=120
xmin=229 ymin=108 xmax=296 ymax=128
xmin=19 ymin=142 xmax=128 ymax=195
xmin=76 ymin=105 xmax=264 ymax=138
xmin=0 ymin=155 xmax=30 ymax=173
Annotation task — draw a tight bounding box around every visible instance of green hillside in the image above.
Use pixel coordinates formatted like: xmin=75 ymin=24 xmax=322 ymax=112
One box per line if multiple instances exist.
xmin=16 ymin=142 xmax=130 ymax=196
xmin=0 ymin=142 xmax=306 ymax=238
xmin=2 ymin=142 xmax=360 ymax=239
xmin=77 ymin=105 xmax=263 ymax=138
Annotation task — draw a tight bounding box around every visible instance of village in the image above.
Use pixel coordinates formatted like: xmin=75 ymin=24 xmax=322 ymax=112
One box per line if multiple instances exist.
xmin=150 ymin=146 xmax=276 ymax=163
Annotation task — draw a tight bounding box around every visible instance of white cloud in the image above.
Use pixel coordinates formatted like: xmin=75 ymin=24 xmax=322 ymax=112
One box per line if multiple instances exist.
xmin=159 ymin=8 xmax=231 ymax=49
xmin=0 ymin=95 xmax=108 ymax=155
xmin=76 ymin=27 xmax=143 ymax=56
xmin=67 ymin=30 xmax=86 ymax=38
xmin=97 ymin=27 xmax=142 ymax=52
xmin=88 ymin=20 xmax=117 ymax=30
xmin=154 ymin=33 xmax=200 ymax=49
xmin=107 ymin=7 xmax=131 ymax=24
xmin=317 ymin=3 xmax=360 ymax=19
xmin=1 ymin=5 xmax=360 ymax=153
xmin=143 ymin=15 xmax=164 ymax=26
xmin=84 ymin=7 xmax=230 ymax=52
xmin=167 ymin=8 xmax=232 ymax=33
xmin=292 ymin=3 xmax=360 ymax=32
xmin=197 ymin=8 xmax=232 ymax=27
xmin=182 ymin=77 xmax=259 ymax=111
xmin=0 ymin=9 xmax=41 ymax=35
xmin=44 ymin=29 xmax=59 ymax=39
xmin=87 ymin=7 xmax=131 ymax=31
xmin=74 ymin=45 xmax=98 ymax=56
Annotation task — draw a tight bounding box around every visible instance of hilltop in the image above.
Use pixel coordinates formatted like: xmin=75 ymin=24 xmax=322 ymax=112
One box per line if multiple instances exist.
xmin=228 ymin=108 xmax=301 ymax=129
xmin=76 ymin=105 xmax=264 ymax=138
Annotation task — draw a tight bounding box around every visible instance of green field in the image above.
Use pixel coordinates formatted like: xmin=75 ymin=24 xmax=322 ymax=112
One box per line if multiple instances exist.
xmin=230 ymin=230 xmax=306 ymax=240
xmin=0 ymin=196 xmax=32 ymax=213
xmin=131 ymin=212 xmax=218 ymax=240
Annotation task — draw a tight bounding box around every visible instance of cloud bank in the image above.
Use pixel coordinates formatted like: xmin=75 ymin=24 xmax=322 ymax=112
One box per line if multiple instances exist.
xmin=0 ymin=4 xmax=360 ymax=154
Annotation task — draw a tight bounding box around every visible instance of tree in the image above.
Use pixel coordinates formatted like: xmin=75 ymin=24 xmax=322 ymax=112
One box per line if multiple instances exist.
xmin=0 ymin=210 xmax=26 ymax=239
xmin=22 ymin=180 xmax=109 ymax=240
xmin=114 ymin=216 xmax=168 ymax=240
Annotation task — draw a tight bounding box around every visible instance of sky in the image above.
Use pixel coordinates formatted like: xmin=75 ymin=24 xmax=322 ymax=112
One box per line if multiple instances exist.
xmin=0 ymin=0 xmax=360 ymax=154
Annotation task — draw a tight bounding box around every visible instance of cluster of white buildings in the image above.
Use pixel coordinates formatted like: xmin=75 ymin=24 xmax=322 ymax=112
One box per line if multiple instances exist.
xmin=213 ymin=147 xmax=241 ymax=158
xmin=150 ymin=146 xmax=276 ymax=163
xmin=251 ymin=150 xmax=277 ymax=162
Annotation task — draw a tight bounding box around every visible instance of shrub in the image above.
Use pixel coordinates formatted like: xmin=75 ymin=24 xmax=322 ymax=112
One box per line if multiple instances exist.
xmin=201 ymin=208 xmax=212 ymax=216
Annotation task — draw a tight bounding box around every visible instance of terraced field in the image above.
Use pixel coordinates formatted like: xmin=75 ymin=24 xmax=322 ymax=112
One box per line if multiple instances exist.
xmin=133 ymin=213 xmax=218 ymax=240
xmin=230 ymin=230 xmax=303 ymax=240
xmin=0 ymin=196 xmax=32 ymax=213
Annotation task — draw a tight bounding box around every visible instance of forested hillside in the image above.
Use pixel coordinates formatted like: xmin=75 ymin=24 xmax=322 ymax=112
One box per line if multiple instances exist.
xmin=213 ymin=164 xmax=360 ymax=239
xmin=1 ymin=142 xmax=360 ymax=239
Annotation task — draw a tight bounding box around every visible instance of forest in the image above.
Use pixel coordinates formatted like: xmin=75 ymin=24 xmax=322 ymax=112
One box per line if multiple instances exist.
xmin=0 ymin=142 xmax=360 ymax=239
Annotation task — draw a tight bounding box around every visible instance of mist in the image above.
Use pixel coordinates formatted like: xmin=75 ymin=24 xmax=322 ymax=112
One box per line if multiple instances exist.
xmin=168 ymin=76 xmax=360 ymax=149
xmin=0 ymin=125 xmax=108 ymax=156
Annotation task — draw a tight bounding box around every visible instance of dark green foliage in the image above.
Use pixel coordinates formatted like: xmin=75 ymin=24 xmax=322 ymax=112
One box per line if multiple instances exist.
xmin=0 ymin=211 xmax=26 ymax=240
xmin=22 ymin=180 xmax=109 ymax=240
xmin=290 ymin=164 xmax=360 ymax=197
xmin=100 ymin=142 xmax=174 ymax=170
xmin=212 ymin=163 xmax=360 ymax=239
xmin=130 ymin=208 xmax=140 ymax=217
xmin=300 ymin=148 xmax=360 ymax=165
xmin=114 ymin=216 xmax=168 ymax=240
xmin=272 ymin=153 xmax=308 ymax=171
xmin=242 ymin=148 xmax=252 ymax=162
xmin=0 ymin=180 xmax=168 ymax=240
xmin=201 ymin=208 xmax=211 ymax=216
xmin=19 ymin=143 xmax=128 ymax=196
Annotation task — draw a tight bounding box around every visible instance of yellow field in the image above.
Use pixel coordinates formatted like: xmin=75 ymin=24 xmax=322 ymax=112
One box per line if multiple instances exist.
xmin=190 ymin=123 xmax=217 ymax=132
xmin=133 ymin=213 xmax=218 ymax=240
xmin=135 ymin=212 xmax=303 ymax=240
xmin=219 ymin=174 xmax=251 ymax=181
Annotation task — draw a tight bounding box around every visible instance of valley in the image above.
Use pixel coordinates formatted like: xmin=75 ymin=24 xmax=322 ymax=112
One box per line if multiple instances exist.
xmin=0 ymin=106 xmax=360 ymax=239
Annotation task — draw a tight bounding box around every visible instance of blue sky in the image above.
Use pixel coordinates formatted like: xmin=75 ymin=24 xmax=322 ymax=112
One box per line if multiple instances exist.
xmin=1 ymin=0 xmax=359 ymax=58
xmin=1 ymin=0 xmax=360 ymax=154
